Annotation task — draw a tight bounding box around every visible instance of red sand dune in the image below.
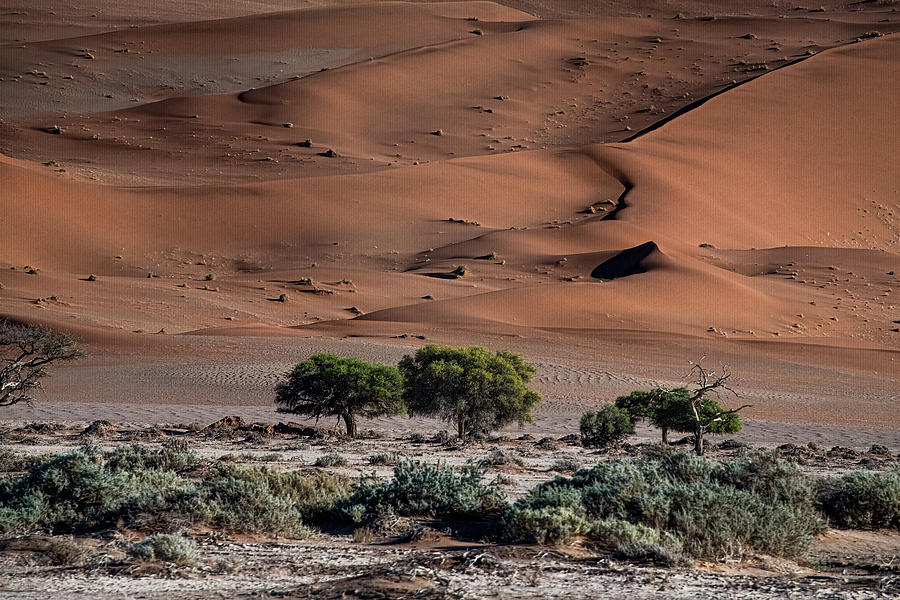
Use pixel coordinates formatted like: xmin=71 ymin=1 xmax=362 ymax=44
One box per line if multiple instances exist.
xmin=0 ymin=0 xmax=898 ymax=430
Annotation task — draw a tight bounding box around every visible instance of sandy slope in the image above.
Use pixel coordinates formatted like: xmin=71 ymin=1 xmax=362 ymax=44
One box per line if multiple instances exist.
xmin=0 ymin=1 xmax=898 ymax=435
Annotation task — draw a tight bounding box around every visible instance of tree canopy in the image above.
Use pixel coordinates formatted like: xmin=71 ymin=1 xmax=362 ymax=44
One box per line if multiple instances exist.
xmin=615 ymin=386 xmax=741 ymax=445
xmin=398 ymin=345 xmax=541 ymax=439
xmin=1 ymin=320 xmax=82 ymax=407
xmin=274 ymin=354 xmax=404 ymax=437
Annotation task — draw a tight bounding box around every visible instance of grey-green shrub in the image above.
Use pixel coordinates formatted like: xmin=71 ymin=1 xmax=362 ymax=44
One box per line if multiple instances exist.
xmin=190 ymin=464 xmax=349 ymax=535
xmin=314 ymin=453 xmax=349 ymax=468
xmin=502 ymin=452 xmax=824 ymax=562
xmin=0 ymin=446 xmax=348 ymax=537
xmin=129 ymin=533 xmax=197 ymax=565
xmin=819 ymin=469 xmax=900 ymax=529
xmin=590 ymin=519 xmax=687 ymax=566
xmin=0 ymin=447 xmax=193 ymax=533
xmin=339 ymin=459 xmax=506 ymax=522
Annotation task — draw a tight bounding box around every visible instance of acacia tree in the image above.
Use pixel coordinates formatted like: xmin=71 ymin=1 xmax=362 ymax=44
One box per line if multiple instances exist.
xmin=685 ymin=361 xmax=749 ymax=455
xmin=615 ymin=387 xmax=741 ymax=445
xmin=398 ymin=345 xmax=541 ymax=439
xmin=0 ymin=320 xmax=82 ymax=407
xmin=274 ymin=354 xmax=404 ymax=438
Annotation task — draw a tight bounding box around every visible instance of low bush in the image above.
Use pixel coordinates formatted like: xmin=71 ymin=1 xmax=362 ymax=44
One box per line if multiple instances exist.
xmin=819 ymin=469 xmax=900 ymax=529
xmin=0 ymin=446 xmax=349 ymax=537
xmin=0 ymin=447 xmax=193 ymax=533
xmin=368 ymin=453 xmax=399 ymax=466
xmin=314 ymin=453 xmax=349 ymax=468
xmin=129 ymin=533 xmax=197 ymax=565
xmin=479 ymin=448 xmax=524 ymax=468
xmin=45 ymin=536 xmax=92 ymax=566
xmin=194 ymin=464 xmax=349 ymax=534
xmin=580 ymin=406 xmax=633 ymax=448
xmin=590 ymin=519 xmax=688 ymax=566
xmin=338 ymin=460 xmax=506 ymax=522
xmin=0 ymin=449 xmax=47 ymax=473
xmin=501 ymin=451 xmax=824 ymax=562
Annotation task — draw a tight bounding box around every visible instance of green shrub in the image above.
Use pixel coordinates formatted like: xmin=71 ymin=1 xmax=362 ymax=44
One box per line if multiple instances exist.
xmin=500 ymin=484 xmax=588 ymax=543
xmin=0 ymin=447 xmax=348 ymax=537
xmin=0 ymin=448 xmax=193 ymax=533
xmin=202 ymin=464 xmax=348 ymax=524
xmin=590 ymin=519 xmax=687 ymax=566
xmin=105 ymin=441 xmax=202 ymax=473
xmin=129 ymin=533 xmax=197 ymax=565
xmin=503 ymin=505 xmax=590 ymax=544
xmin=580 ymin=406 xmax=633 ymax=448
xmin=501 ymin=452 xmax=823 ymax=562
xmin=339 ymin=460 xmax=506 ymax=522
xmin=819 ymin=469 xmax=900 ymax=529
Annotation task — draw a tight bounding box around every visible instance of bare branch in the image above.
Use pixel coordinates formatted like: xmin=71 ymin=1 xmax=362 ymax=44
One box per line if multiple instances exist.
xmin=0 ymin=320 xmax=81 ymax=408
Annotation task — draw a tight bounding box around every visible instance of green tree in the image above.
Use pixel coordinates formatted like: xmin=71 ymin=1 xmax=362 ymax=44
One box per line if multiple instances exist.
xmin=616 ymin=385 xmax=743 ymax=451
xmin=580 ymin=405 xmax=634 ymax=448
xmin=398 ymin=345 xmax=541 ymax=439
xmin=275 ymin=354 xmax=404 ymax=438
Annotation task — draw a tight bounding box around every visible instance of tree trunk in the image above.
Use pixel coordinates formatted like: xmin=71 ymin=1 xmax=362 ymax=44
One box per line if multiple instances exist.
xmin=457 ymin=416 xmax=466 ymax=440
xmin=342 ymin=412 xmax=357 ymax=438
xmin=694 ymin=420 xmax=704 ymax=456
xmin=661 ymin=427 xmax=668 ymax=445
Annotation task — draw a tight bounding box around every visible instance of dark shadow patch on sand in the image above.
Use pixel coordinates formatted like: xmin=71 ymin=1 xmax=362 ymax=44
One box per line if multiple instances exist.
xmin=591 ymin=241 xmax=660 ymax=280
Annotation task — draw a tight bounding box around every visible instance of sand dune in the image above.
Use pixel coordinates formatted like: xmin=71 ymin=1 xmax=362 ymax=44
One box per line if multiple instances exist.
xmin=0 ymin=0 xmax=898 ymax=432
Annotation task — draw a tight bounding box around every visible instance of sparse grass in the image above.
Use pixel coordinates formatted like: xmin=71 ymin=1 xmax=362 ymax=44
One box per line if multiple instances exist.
xmin=550 ymin=456 xmax=580 ymax=473
xmin=45 ymin=536 xmax=92 ymax=566
xmin=352 ymin=526 xmax=375 ymax=544
xmin=0 ymin=449 xmax=46 ymax=473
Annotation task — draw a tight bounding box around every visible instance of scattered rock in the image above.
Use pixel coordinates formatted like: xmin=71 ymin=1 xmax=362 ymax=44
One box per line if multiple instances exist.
xmin=207 ymin=416 xmax=246 ymax=430
xmin=81 ymin=420 xmax=116 ymax=438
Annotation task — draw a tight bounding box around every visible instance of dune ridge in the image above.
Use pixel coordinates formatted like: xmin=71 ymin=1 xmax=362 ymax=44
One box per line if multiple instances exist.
xmin=0 ymin=0 xmax=898 ymax=430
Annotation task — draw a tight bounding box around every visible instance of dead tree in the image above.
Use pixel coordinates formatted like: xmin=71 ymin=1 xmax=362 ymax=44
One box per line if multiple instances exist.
xmin=0 ymin=320 xmax=82 ymax=407
xmin=687 ymin=360 xmax=751 ymax=456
